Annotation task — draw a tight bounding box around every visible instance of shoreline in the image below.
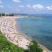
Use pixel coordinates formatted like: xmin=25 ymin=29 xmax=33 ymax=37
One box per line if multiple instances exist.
xmin=0 ymin=16 xmax=52 ymax=52
xmin=0 ymin=16 xmax=31 ymax=49
xmin=32 ymin=37 xmax=52 ymax=52
xmin=38 ymin=43 xmax=52 ymax=52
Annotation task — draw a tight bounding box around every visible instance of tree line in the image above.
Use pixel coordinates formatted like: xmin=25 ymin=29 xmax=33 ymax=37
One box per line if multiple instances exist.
xmin=0 ymin=13 xmax=14 ymax=16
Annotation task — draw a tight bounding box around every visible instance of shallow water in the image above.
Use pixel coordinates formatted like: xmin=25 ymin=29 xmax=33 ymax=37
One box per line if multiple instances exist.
xmin=16 ymin=16 xmax=52 ymax=50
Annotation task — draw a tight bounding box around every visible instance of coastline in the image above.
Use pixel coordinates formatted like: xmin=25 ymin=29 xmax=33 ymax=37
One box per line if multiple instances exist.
xmin=38 ymin=43 xmax=52 ymax=52
xmin=0 ymin=16 xmax=31 ymax=49
xmin=0 ymin=16 xmax=52 ymax=52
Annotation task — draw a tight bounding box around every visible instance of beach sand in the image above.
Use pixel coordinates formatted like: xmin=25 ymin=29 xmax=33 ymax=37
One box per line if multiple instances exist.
xmin=0 ymin=16 xmax=31 ymax=49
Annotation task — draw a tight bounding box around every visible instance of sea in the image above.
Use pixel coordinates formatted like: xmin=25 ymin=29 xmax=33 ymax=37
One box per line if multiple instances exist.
xmin=16 ymin=15 xmax=52 ymax=50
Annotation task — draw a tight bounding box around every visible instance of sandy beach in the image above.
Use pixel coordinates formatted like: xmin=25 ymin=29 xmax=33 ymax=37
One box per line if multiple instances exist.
xmin=0 ymin=16 xmax=31 ymax=49
xmin=0 ymin=16 xmax=52 ymax=52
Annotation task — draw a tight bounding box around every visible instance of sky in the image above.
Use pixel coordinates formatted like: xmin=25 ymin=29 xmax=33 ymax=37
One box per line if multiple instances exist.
xmin=0 ymin=0 xmax=52 ymax=14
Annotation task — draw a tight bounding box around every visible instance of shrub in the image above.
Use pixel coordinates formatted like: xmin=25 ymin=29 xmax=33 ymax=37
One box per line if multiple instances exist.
xmin=24 ymin=41 xmax=43 ymax=52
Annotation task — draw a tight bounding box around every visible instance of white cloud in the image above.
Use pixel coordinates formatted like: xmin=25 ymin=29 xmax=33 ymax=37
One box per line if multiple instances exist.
xmin=12 ymin=0 xmax=21 ymax=3
xmin=46 ymin=6 xmax=52 ymax=10
xmin=25 ymin=4 xmax=44 ymax=12
xmin=32 ymin=4 xmax=44 ymax=10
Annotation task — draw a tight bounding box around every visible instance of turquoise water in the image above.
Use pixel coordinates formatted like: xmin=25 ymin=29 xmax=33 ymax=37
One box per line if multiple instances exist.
xmin=16 ymin=16 xmax=52 ymax=50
